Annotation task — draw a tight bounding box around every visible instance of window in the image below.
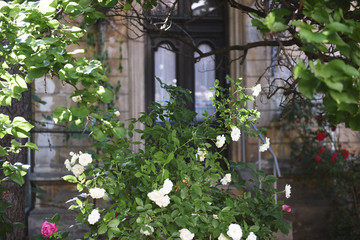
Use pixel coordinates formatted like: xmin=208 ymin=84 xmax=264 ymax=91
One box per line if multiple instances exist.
xmin=145 ymin=0 xmax=227 ymax=118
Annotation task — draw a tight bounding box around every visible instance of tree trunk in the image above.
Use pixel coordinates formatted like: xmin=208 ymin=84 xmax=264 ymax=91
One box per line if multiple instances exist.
xmin=0 ymin=86 xmax=31 ymax=240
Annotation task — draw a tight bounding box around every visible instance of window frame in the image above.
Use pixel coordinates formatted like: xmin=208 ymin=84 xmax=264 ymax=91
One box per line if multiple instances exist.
xmin=145 ymin=0 xmax=228 ymax=113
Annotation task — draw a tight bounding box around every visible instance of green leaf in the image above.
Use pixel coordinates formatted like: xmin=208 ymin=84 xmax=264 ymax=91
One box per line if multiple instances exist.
xmin=112 ymin=127 xmax=126 ymax=138
xmin=96 ymin=86 xmax=113 ymax=103
xmin=329 ymin=90 xmax=358 ymax=104
xmin=295 ymin=61 xmax=320 ymax=99
xmin=70 ymin=106 xmax=90 ymax=118
xmin=53 ymin=107 xmax=72 ymax=124
xmin=264 ymin=175 xmax=277 ymax=183
xmin=92 ymin=127 xmax=106 ymax=142
xmin=98 ymin=224 xmax=108 ymax=235
xmin=62 ymin=175 xmax=78 ymax=183
xmin=299 ymin=29 xmax=326 ymax=43
xmin=0 ymin=146 xmax=8 ymax=157
xmin=249 ymin=225 xmax=260 ymax=232
xmin=10 ymin=173 xmax=24 ymax=185
xmin=164 ymin=152 xmax=174 ymax=165
xmin=191 ymin=184 xmax=202 ymax=197
xmin=326 ymin=22 xmax=353 ymax=34
xmin=25 ymin=142 xmax=38 ymax=151
xmin=12 ymin=117 xmax=34 ymax=132
xmin=123 ymin=3 xmax=131 ymax=10
xmin=27 ymin=67 xmax=48 ymax=80
xmin=135 ymin=197 xmax=143 ymax=206
xmin=108 ymin=219 xmax=120 ymax=228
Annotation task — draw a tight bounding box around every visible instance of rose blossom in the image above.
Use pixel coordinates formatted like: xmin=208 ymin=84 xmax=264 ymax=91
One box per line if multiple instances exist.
xmin=89 ymin=187 xmax=106 ymax=199
xmin=71 ymin=164 xmax=84 ymax=177
xmin=341 ymin=149 xmax=349 ymax=159
xmin=231 ymin=127 xmax=241 ymax=141
xmin=251 ymin=84 xmax=261 ymax=97
xmin=147 ymin=190 xmax=170 ymax=207
xmin=140 ymin=224 xmax=154 ymax=236
xmin=282 ymin=204 xmax=291 ymax=212
xmin=216 ymin=135 xmax=226 ymax=148
xmin=64 ymin=159 xmax=71 ymax=171
xmin=196 ymin=147 xmax=207 ymax=162
xmin=79 ymin=153 xmax=92 ymax=166
xmin=41 ymin=221 xmax=57 ymax=237
xmin=316 ymin=132 xmax=327 ymax=142
xmin=71 ymin=95 xmax=82 ymax=103
xmin=315 ymin=155 xmax=321 ymax=164
xmin=285 ymin=184 xmax=291 ymax=199
xmin=220 ymin=173 xmax=232 ymax=185
xmin=246 ymin=232 xmax=257 ymax=240
xmin=218 ymin=233 xmax=229 ymax=240
xmin=114 ymin=110 xmax=121 ymax=117
xmin=227 ymin=223 xmax=242 ymax=240
xmin=259 ymin=137 xmax=270 ymax=152
xmin=318 ymin=146 xmax=325 ymax=154
xmin=179 ymin=228 xmax=195 ymax=240
xmin=160 ymin=178 xmax=173 ymax=195
xmin=88 ymin=209 xmax=100 ymax=224
xmin=70 ymin=153 xmax=79 ymax=164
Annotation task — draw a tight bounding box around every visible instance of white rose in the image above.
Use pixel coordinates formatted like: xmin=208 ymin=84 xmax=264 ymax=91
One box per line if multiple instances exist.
xmin=89 ymin=187 xmax=106 ymax=199
xmin=285 ymin=184 xmax=291 ymax=199
xmin=216 ymin=135 xmax=226 ymax=148
xmin=213 ymin=214 xmax=219 ymax=219
xmin=251 ymin=84 xmax=261 ymax=97
xmin=227 ymin=223 xmax=242 ymax=240
xmin=218 ymin=233 xmax=229 ymax=240
xmin=259 ymin=137 xmax=270 ymax=152
xmin=231 ymin=127 xmax=241 ymax=142
xmin=246 ymin=232 xmax=257 ymax=240
xmin=114 ymin=110 xmax=121 ymax=117
xmin=64 ymin=159 xmax=72 ymax=171
xmin=196 ymin=147 xmax=207 ymax=162
xmin=160 ymin=179 xmax=173 ymax=195
xmin=147 ymin=190 xmax=170 ymax=208
xmin=79 ymin=153 xmax=92 ymax=166
xmin=88 ymin=209 xmax=100 ymax=225
xmin=179 ymin=228 xmax=195 ymax=240
xmin=140 ymin=224 xmax=154 ymax=236
xmin=72 ymin=95 xmax=82 ymax=103
xmin=220 ymin=173 xmax=232 ymax=185
xmin=70 ymin=153 xmax=79 ymax=164
xmin=71 ymin=164 xmax=84 ymax=177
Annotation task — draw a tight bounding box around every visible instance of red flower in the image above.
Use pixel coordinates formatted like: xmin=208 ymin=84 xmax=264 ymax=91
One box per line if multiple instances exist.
xmin=296 ymin=119 xmax=301 ymax=123
xmin=315 ymin=155 xmax=321 ymax=164
xmin=282 ymin=204 xmax=292 ymax=213
xmin=316 ymin=132 xmax=327 ymax=142
xmin=331 ymin=125 xmax=337 ymax=132
xmin=330 ymin=157 xmax=335 ymax=162
xmin=332 ymin=152 xmax=338 ymax=158
xmin=41 ymin=221 xmax=57 ymax=237
xmin=341 ymin=149 xmax=349 ymax=159
xmin=318 ymin=146 xmax=325 ymax=154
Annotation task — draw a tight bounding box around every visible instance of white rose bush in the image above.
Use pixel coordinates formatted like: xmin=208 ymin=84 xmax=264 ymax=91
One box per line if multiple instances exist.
xmin=60 ymin=78 xmax=291 ymax=239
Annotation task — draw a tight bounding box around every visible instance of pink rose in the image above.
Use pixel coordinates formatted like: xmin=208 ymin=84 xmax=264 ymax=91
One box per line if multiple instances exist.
xmin=41 ymin=221 xmax=58 ymax=237
xmin=282 ymin=204 xmax=291 ymax=213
